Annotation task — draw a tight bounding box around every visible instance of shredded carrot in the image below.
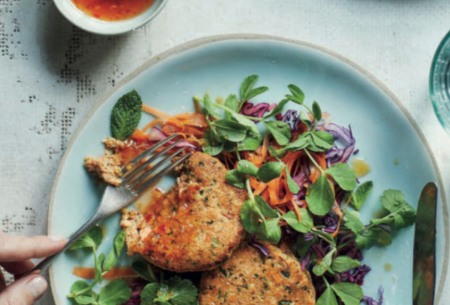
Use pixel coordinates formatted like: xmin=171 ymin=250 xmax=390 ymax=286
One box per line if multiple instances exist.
xmin=72 ymin=267 xmax=136 ymax=279
xmin=142 ymin=119 xmax=163 ymax=132
xmin=331 ymin=193 xmax=353 ymax=238
xmin=130 ymin=128 xmax=149 ymax=142
xmin=142 ymin=104 xmax=172 ymax=120
xmin=291 ymin=198 xmax=302 ymax=222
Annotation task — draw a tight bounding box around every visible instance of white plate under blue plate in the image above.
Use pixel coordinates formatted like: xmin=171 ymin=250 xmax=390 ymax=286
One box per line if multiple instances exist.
xmin=48 ymin=35 xmax=449 ymax=305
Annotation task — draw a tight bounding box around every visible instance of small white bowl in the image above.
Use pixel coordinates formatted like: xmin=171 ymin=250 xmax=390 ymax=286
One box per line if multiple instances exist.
xmin=54 ymin=0 xmax=168 ymax=35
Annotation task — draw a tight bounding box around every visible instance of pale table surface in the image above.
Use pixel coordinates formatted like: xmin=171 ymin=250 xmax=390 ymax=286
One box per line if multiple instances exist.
xmin=1 ymin=0 xmax=450 ymax=304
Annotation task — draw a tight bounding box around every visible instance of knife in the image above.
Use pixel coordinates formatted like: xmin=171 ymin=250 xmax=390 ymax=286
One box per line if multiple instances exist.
xmin=413 ymin=182 xmax=437 ymax=305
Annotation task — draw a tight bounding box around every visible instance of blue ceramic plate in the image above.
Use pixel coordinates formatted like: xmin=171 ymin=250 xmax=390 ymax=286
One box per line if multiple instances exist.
xmin=48 ymin=35 xmax=449 ymax=305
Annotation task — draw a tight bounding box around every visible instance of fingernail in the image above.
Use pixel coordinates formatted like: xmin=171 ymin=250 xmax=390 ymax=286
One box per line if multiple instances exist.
xmin=48 ymin=234 xmax=66 ymax=241
xmin=27 ymin=276 xmax=47 ymax=299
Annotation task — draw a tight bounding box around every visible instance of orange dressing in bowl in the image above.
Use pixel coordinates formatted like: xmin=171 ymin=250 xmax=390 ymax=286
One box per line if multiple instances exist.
xmin=71 ymin=0 xmax=156 ymax=21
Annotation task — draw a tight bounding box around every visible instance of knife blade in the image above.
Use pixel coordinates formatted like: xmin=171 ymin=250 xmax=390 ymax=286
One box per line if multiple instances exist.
xmin=413 ymin=182 xmax=437 ymax=305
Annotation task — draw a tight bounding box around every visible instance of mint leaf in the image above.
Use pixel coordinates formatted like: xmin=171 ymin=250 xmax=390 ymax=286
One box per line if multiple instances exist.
xmin=312 ymin=101 xmax=322 ymax=121
xmin=69 ymin=226 xmax=103 ymax=251
xmin=317 ymin=287 xmax=338 ymax=305
xmin=225 ymin=169 xmax=246 ymax=188
xmin=326 ymin=163 xmax=357 ymax=191
xmin=282 ymin=210 xmax=313 ymax=233
xmin=379 ymin=189 xmax=416 ymax=230
xmin=240 ymin=200 xmax=260 ymax=234
xmin=141 ymin=283 xmax=160 ymax=305
xmin=306 ymin=175 xmax=335 ymax=216
xmin=98 ymin=279 xmax=131 ymax=305
xmin=237 ymin=160 xmax=258 ymax=176
xmin=312 ymin=250 xmax=334 ymax=276
xmin=331 ymin=283 xmax=363 ymax=305
xmin=132 ymin=261 xmax=157 ymax=283
xmin=255 ymin=195 xmax=278 ymax=218
xmin=285 ymin=166 xmax=300 ymax=194
xmin=212 ymin=120 xmax=248 ymax=142
xmin=345 ymin=181 xmax=373 ymax=210
xmin=104 ymin=230 xmax=126 ymax=272
xmin=331 ymin=256 xmax=361 ymax=273
xmin=257 ymin=162 xmax=284 ymax=183
xmin=111 ymin=90 xmax=142 ymax=140
xmin=263 ymin=121 xmax=291 ymax=146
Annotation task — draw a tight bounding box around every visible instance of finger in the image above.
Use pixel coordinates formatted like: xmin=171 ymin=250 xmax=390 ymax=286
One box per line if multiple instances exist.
xmin=0 ymin=234 xmax=67 ymax=262
xmin=0 ymin=274 xmax=47 ymax=305
xmin=1 ymin=261 xmax=34 ymax=277
xmin=0 ymin=271 xmax=6 ymax=292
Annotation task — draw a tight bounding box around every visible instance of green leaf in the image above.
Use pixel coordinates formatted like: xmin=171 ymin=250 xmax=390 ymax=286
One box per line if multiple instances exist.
xmin=240 ymin=75 xmax=259 ymax=101
xmin=379 ymin=189 xmax=416 ymax=230
xmin=95 ymin=253 xmax=105 ymax=284
xmin=257 ymin=162 xmax=284 ymax=183
xmin=271 ymin=133 xmax=311 ymax=157
xmin=255 ymin=195 xmax=278 ymax=218
xmin=282 ymin=210 xmax=313 ymax=233
xmin=296 ymin=234 xmax=317 ymax=258
xmin=312 ymin=229 xmax=337 ymax=247
xmin=237 ymin=160 xmax=258 ymax=176
xmin=257 ymin=218 xmax=282 ymax=244
xmin=326 ymin=163 xmax=357 ymax=191
xmin=68 ymin=280 xmax=91 ymax=298
xmin=331 ymin=282 xmax=364 ymax=305
xmin=74 ymin=291 xmax=99 ymax=305
xmin=224 ymin=94 xmax=240 ymax=115
xmin=212 ymin=120 xmax=248 ymax=142
xmin=355 ymin=228 xmax=392 ymax=250
xmin=240 ymin=200 xmax=260 ymax=234
xmin=316 ymin=287 xmax=338 ymax=305
xmin=343 ymin=210 xmax=365 ymax=235
xmin=312 ymin=250 xmax=334 ymax=276
xmin=203 ymin=94 xmax=221 ymax=119
xmin=245 ymin=86 xmax=269 ymax=101
xmin=263 ymin=121 xmax=291 ymax=146
xmin=164 ymin=276 xmax=198 ymax=305
xmin=237 ymin=129 xmax=263 ymax=151
xmin=98 ymin=279 xmax=131 ymax=305
xmin=104 ymin=230 xmax=126 ymax=272
xmin=373 ymin=228 xmax=393 ymax=247
xmin=306 ymin=175 xmax=335 ymax=216
xmin=312 ymin=101 xmax=322 ymax=121
xmin=287 ymin=84 xmax=305 ymax=104
xmin=345 ymin=181 xmax=374 ymax=210
xmin=131 ymin=261 xmax=157 ymax=283
xmin=141 ymin=283 xmax=160 ymax=305
xmin=285 ymin=166 xmax=300 ymax=194
xmin=225 ymin=169 xmax=246 ymax=188
xmin=69 ymin=226 xmax=103 ymax=251
xmin=264 ymin=99 xmax=289 ymax=119
xmin=110 ymin=90 xmax=142 ymax=140
xmin=299 ymin=111 xmax=312 ymax=129
xmin=331 ymin=256 xmax=361 ymax=273
xmin=310 ymin=131 xmax=335 ymax=150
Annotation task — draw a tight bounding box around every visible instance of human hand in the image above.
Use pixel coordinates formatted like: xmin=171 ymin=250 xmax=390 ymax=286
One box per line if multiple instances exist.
xmin=0 ymin=232 xmax=67 ymax=305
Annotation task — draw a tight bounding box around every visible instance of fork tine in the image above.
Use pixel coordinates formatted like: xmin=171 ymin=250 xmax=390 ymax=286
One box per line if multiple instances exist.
xmin=133 ymin=152 xmax=193 ymax=195
xmin=128 ymin=146 xmax=187 ymax=189
xmin=121 ymin=138 xmax=183 ymax=184
xmin=121 ymin=133 xmax=179 ymax=175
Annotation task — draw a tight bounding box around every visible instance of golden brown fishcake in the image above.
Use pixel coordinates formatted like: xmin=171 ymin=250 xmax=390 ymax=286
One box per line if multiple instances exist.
xmin=121 ymin=152 xmax=247 ymax=272
xmin=199 ymin=242 xmax=316 ymax=305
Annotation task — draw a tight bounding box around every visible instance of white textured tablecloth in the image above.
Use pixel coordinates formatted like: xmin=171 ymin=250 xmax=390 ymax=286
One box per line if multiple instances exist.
xmin=1 ymin=0 xmax=450 ymax=304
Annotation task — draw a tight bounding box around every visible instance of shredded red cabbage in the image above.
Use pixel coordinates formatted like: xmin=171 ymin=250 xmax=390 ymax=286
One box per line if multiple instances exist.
xmin=362 ymin=287 xmax=384 ymax=305
xmin=240 ymin=101 xmax=276 ymax=121
xmin=341 ymin=265 xmax=372 ymax=286
xmin=323 ymin=123 xmax=356 ymax=166
xmin=248 ymin=233 xmax=270 ymax=256
xmin=148 ymin=127 xmax=198 ymax=150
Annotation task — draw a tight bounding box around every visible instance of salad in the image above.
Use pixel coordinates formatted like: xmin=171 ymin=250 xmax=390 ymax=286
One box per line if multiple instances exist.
xmin=69 ymin=75 xmax=416 ymax=305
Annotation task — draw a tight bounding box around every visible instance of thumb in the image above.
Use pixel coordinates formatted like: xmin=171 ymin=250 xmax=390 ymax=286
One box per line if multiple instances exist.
xmin=0 ymin=274 xmax=47 ymax=305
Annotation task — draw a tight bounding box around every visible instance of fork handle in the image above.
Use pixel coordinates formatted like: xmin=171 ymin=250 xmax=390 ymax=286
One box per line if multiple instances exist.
xmin=22 ymin=211 xmax=104 ymax=278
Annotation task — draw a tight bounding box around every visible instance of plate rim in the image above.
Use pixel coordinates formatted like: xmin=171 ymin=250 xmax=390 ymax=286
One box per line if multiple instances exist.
xmin=48 ymin=33 xmax=449 ymax=304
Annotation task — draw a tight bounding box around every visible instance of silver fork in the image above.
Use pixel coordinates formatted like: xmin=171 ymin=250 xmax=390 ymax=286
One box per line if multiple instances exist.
xmin=26 ymin=134 xmax=193 ymax=276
